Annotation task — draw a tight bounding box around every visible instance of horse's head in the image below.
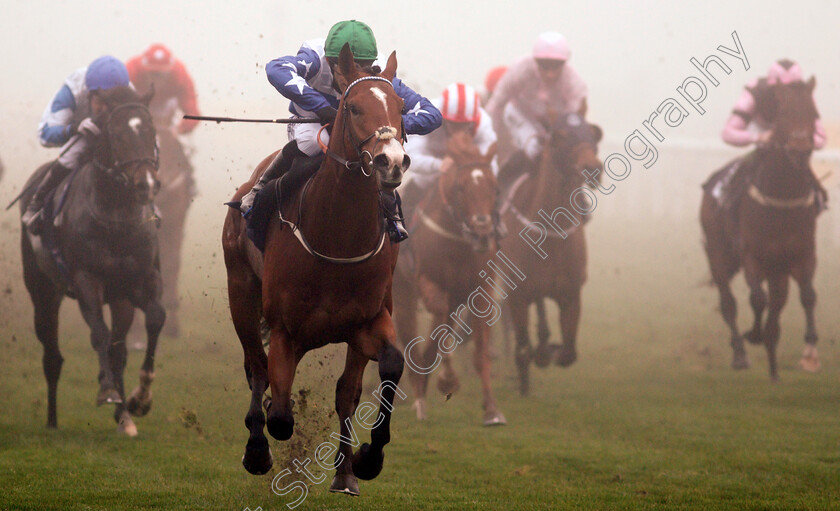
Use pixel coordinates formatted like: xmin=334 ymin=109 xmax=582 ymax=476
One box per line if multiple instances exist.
xmin=331 ymin=44 xmax=410 ymax=191
xmin=440 ymin=131 xmax=498 ymax=252
xmin=768 ymin=77 xmax=818 ymax=153
xmin=545 ymin=112 xmax=603 ymax=185
xmin=95 ymin=86 xmax=160 ymax=204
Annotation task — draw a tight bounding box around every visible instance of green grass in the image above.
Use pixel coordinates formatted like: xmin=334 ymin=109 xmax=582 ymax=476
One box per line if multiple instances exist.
xmin=2 ymin=146 xmax=840 ymax=510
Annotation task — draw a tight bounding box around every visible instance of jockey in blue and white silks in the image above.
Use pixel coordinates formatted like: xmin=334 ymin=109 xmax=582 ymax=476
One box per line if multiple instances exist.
xmin=238 ymin=20 xmax=441 ymax=243
xmin=24 ymin=56 xmax=131 ymax=234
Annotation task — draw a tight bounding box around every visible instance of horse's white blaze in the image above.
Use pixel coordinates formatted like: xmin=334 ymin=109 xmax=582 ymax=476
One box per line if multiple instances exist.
xmin=381 ymin=138 xmax=405 ymax=166
xmin=129 ymin=117 xmax=142 ymax=135
xmin=471 ymin=169 xmax=484 ymax=184
xmin=146 ymin=170 xmax=155 ymax=190
xmin=371 ymin=87 xmax=389 ymax=115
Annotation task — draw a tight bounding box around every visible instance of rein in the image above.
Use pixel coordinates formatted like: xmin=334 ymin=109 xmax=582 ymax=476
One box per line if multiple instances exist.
xmin=747 ymin=185 xmax=815 ymax=209
xmin=319 ymin=76 xmax=404 ymax=176
xmin=500 ymin=173 xmax=578 ymax=238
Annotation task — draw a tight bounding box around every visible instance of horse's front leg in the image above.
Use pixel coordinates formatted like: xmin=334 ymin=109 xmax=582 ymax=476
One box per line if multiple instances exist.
xmin=109 ymin=299 xmax=137 ymax=436
xmin=793 ymin=259 xmax=820 ymax=372
xmin=266 ymin=327 xmax=302 ymax=442
xmin=74 ymin=271 xmax=120 ymax=405
xmin=742 ymin=257 xmax=766 ymax=345
xmin=555 ymin=285 xmax=582 ymax=368
xmin=508 ymin=297 xmax=532 ymax=396
xmin=763 ymin=273 xmax=790 ymax=383
xmin=126 ymin=269 xmax=166 ymax=418
xmin=345 ymin=309 xmax=405 ymax=485
xmin=329 ymin=346 xmax=368 ymax=496
xmin=474 ymin=318 xmax=506 ymax=426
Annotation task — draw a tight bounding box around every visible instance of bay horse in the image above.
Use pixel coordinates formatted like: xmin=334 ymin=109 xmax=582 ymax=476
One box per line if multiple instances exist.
xmin=20 ymin=86 xmax=164 ymax=435
xmin=222 ymin=45 xmax=409 ymax=496
xmin=701 ymin=78 xmax=822 ymax=382
xmin=499 ymin=112 xmax=603 ymax=395
xmin=392 ymin=130 xmax=504 ymax=425
xmin=154 ymin=128 xmax=195 ymax=336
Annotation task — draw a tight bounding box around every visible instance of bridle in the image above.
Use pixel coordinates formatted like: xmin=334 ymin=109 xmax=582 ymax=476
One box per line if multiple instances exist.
xmin=319 ymin=76 xmax=406 ymax=177
xmin=94 ymin=102 xmax=160 ymax=186
xmin=425 ymin=161 xmax=498 ymax=244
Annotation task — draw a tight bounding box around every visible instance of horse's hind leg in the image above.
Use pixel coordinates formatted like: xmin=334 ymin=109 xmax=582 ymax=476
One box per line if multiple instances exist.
xmin=763 ymin=273 xmax=789 ymax=383
xmin=509 ymin=298 xmax=532 ymax=396
xmin=74 ymin=272 xmax=121 ymax=406
xmin=22 ymin=238 xmax=64 ymax=428
xmin=109 ymin=300 xmax=137 ymax=436
xmin=127 ymin=271 xmax=166 ymax=418
xmin=793 ymin=259 xmax=820 ymax=372
xmin=706 ymin=242 xmax=747 ymax=368
xmin=393 ymin=278 xmax=429 ymax=420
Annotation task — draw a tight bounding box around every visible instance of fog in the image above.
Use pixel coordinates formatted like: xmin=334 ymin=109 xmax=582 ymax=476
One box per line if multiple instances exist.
xmin=1 ymin=0 xmax=839 ymax=308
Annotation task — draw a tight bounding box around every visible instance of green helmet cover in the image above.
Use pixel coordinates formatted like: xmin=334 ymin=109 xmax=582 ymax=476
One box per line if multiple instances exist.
xmin=324 ymin=20 xmax=378 ymax=60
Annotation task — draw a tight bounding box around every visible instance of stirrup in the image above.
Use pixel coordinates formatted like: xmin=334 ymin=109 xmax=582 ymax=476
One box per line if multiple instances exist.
xmin=388 ymin=220 xmax=409 ymax=243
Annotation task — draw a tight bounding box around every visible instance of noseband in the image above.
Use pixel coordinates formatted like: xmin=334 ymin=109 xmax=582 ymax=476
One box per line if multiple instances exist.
xmin=320 ymin=76 xmax=406 ymax=176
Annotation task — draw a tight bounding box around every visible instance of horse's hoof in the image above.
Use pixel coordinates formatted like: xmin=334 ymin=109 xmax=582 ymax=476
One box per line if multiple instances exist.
xmin=352 ymin=443 xmax=384 ymax=481
xmin=412 ymin=399 xmax=427 ymax=421
xmin=743 ymin=329 xmax=762 ymax=345
xmin=436 ymin=373 xmax=460 ymax=396
xmin=97 ymin=388 xmax=123 ymax=406
xmin=731 ymin=352 xmax=750 ymax=370
xmin=329 ymin=473 xmax=360 ymax=495
xmin=483 ymin=410 xmax=507 ymax=427
xmin=127 ymin=388 xmax=152 ymax=417
xmin=534 ymin=343 xmax=559 ymax=368
xmin=555 ymin=344 xmax=577 ymax=367
xmin=242 ymin=436 xmax=273 ymax=475
xmin=800 ymin=356 xmax=821 ymax=373
xmin=117 ymin=412 xmax=138 ymax=437
xmin=266 ymin=408 xmax=294 ymax=441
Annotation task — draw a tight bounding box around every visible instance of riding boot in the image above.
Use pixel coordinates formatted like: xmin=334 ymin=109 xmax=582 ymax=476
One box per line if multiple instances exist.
xmin=239 ymin=140 xmax=306 ymax=215
xmin=381 ymin=190 xmax=408 ymax=243
xmin=22 ymin=162 xmax=73 ymax=235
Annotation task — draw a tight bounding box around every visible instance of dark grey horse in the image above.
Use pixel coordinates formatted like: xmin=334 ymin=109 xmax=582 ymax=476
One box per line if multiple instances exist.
xmin=20 ymin=86 xmax=165 ymax=435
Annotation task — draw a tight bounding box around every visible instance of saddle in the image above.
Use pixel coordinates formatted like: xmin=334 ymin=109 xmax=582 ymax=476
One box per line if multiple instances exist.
xmin=245 ymin=154 xmax=324 ymax=252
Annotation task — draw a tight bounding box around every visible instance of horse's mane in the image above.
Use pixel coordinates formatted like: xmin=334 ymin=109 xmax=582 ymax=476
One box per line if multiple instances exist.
xmin=447 ymin=131 xmax=484 ymax=165
xmin=99 ymin=85 xmax=144 ymax=106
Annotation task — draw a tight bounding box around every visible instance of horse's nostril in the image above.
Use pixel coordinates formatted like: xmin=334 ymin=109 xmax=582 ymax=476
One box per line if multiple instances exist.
xmin=373 ymin=154 xmax=389 ymax=169
xmin=402 ymin=154 xmax=411 ymax=170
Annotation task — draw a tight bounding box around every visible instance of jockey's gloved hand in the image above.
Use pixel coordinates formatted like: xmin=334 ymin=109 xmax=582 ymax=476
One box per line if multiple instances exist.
xmin=76 ymin=118 xmax=101 ymax=138
xmin=316 ymin=106 xmax=338 ymax=126
xmin=524 ymin=138 xmax=542 ymax=161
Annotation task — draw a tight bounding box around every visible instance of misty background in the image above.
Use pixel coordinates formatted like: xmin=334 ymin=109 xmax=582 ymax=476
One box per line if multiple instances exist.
xmin=1 ymin=0 xmax=838 ymax=327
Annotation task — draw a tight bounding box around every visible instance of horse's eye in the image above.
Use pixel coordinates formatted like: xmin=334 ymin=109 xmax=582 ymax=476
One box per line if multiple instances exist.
xmin=348 ymin=104 xmax=360 ymax=115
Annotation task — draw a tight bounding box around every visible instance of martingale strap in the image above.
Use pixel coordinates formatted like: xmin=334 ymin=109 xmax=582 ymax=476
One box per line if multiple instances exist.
xmin=276 ymin=176 xmax=388 ymax=264
xmin=747 ymin=184 xmax=815 ymax=209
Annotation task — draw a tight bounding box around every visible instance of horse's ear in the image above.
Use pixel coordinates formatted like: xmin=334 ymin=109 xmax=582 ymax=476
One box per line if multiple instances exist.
xmin=141 ymin=82 xmax=155 ymax=107
xmin=338 ymin=43 xmax=355 ymax=77
xmin=590 ymin=124 xmax=603 ymax=143
xmin=381 ymin=51 xmax=398 ymax=81
xmin=484 ymin=142 xmax=498 ymax=163
xmin=807 ymin=75 xmax=816 ymax=92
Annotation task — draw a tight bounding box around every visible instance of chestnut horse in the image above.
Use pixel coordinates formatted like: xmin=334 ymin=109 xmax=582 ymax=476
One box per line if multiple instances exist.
xmin=393 ymin=131 xmax=504 ymax=425
xmin=701 ymin=78 xmax=822 ymax=382
xmin=499 ymin=113 xmax=603 ymax=395
xmin=20 ymin=86 xmax=163 ymax=435
xmin=222 ymin=45 xmax=409 ymax=496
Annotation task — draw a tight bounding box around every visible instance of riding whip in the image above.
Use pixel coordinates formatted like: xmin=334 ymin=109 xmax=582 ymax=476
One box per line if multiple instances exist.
xmin=183 ymin=115 xmax=321 ymax=124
